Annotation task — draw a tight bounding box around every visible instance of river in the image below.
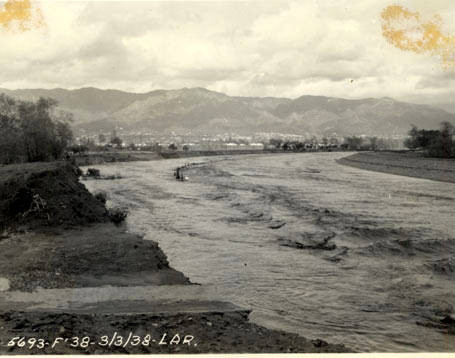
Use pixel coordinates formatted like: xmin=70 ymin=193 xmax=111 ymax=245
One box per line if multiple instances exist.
xmin=83 ymin=152 xmax=455 ymax=352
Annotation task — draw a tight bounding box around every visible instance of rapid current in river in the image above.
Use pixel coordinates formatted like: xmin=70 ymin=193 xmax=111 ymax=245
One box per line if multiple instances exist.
xmin=83 ymin=152 xmax=455 ymax=352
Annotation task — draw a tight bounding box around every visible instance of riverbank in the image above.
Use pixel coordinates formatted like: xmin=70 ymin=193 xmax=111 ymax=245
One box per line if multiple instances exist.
xmin=0 ymin=161 xmax=349 ymax=353
xmin=0 ymin=224 xmax=189 ymax=292
xmin=73 ymin=151 xmax=162 ymax=166
xmin=338 ymin=151 xmax=455 ymax=183
xmin=73 ymin=149 xmax=277 ymax=166
xmin=73 ymin=148 xmax=344 ymax=166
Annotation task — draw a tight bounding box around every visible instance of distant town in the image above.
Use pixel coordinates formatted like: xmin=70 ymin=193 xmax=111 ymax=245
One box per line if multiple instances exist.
xmin=74 ymin=128 xmax=407 ymax=153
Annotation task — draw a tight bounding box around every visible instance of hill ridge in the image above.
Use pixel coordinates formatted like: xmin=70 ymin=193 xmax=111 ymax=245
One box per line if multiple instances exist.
xmin=1 ymin=87 xmax=453 ymax=136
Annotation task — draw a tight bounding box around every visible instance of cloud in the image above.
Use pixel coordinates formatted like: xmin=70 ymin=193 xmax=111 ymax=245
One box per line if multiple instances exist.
xmin=0 ymin=0 xmax=454 ymax=107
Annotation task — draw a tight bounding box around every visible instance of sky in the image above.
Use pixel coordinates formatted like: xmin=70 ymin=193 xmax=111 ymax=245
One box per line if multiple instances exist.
xmin=0 ymin=0 xmax=454 ymax=108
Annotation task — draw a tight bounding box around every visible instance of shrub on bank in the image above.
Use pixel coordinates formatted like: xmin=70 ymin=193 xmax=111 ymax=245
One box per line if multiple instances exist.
xmin=74 ymin=166 xmax=83 ymax=178
xmin=108 ymin=207 xmax=128 ymax=224
xmin=82 ymin=168 xmax=123 ymax=180
xmin=94 ymin=191 xmax=107 ymax=204
xmin=86 ymin=168 xmax=101 ymax=178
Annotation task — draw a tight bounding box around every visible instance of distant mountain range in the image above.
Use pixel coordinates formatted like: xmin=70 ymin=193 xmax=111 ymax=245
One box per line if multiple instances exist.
xmin=1 ymin=87 xmax=454 ymax=136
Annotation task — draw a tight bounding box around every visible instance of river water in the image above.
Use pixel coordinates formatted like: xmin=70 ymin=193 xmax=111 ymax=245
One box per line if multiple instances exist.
xmin=83 ymin=152 xmax=455 ymax=352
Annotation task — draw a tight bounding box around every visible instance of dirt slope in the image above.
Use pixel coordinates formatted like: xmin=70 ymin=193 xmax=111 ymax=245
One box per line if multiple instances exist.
xmin=0 ymin=161 xmax=109 ymax=231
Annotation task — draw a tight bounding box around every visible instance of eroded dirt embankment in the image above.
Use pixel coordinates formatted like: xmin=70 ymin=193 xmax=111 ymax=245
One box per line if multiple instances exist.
xmin=0 ymin=162 xmax=109 ymax=231
xmin=0 ymin=224 xmax=189 ymax=292
xmin=0 ymin=161 xmax=189 ymax=290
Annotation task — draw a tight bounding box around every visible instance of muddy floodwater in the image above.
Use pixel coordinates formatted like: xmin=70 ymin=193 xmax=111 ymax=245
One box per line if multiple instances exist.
xmin=83 ymin=152 xmax=455 ymax=352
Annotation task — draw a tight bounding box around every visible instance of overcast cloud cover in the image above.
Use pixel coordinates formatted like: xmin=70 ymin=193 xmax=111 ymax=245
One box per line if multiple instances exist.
xmin=1 ymin=0 xmax=454 ymax=108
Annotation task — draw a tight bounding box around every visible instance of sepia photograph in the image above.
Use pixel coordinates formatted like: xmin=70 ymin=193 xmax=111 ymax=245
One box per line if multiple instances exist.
xmin=0 ymin=0 xmax=454 ymax=354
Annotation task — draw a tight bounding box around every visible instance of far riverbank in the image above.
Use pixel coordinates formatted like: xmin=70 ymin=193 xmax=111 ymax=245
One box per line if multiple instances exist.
xmin=73 ymin=148 xmax=346 ymax=166
xmin=338 ymin=151 xmax=455 ymax=183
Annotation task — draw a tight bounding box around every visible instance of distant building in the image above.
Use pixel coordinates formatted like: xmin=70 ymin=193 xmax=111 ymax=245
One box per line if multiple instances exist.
xmin=249 ymin=143 xmax=264 ymax=150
